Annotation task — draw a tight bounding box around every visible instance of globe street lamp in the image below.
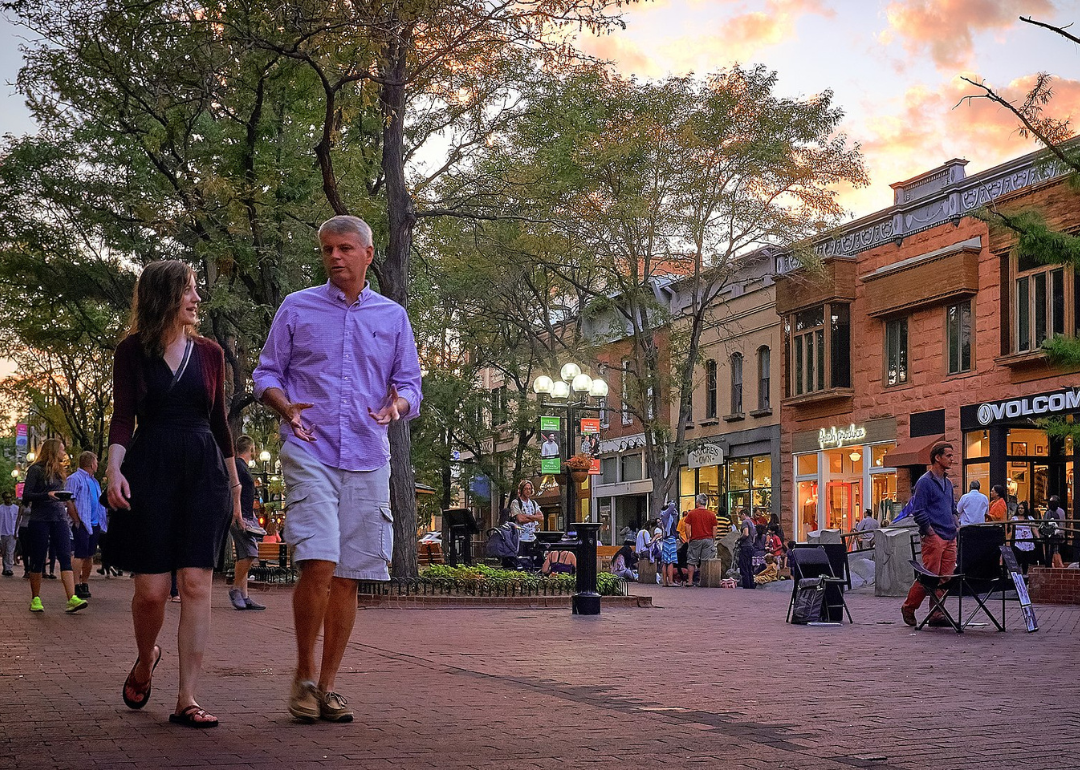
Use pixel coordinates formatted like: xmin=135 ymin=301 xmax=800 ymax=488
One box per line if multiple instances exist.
xmin=534 ymin=363 xmax=609 ymax=615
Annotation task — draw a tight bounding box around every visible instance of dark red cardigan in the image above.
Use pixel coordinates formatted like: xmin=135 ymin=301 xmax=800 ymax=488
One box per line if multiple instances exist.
xmin=108 ymin=333 xmax=234 ymax=458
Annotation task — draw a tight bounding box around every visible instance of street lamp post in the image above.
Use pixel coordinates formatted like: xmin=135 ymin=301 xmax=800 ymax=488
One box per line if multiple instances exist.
xmin=534 ymin=363 xmax=609 ymax=615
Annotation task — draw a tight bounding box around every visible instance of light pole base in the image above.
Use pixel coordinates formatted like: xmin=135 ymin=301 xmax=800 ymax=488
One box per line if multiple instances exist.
xmin=572 ymin=592 xmax=601 ymax=615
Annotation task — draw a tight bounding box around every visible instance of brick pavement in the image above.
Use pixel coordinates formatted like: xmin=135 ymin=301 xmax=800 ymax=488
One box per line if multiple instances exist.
xmin=1 ymin=572 xmax=1076 ymax=769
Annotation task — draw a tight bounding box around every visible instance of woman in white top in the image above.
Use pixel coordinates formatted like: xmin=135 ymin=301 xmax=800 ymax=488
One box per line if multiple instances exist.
xmin=509 ymin=480 xmax=543 ymax=542
xmin=1011 ymin=502 xmax=1037 ymax=575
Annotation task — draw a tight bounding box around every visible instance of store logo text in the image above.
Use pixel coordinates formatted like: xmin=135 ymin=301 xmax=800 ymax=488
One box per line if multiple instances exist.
xmin=977 ymin=390 xmax=1080 ymax=425
xmin=818 ymin=424 xmax=867 ymax=450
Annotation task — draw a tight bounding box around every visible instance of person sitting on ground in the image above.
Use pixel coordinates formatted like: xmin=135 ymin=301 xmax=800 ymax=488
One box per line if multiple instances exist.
xmin=541 ymin=549 xmax=576 ymax=576
xmin=610 ymin=538 xmax=638 ymax=580
xmin=764 ymin=528 xmax=784 ymax=564
xmin=754 ymin=553 xmax=780 ymax=585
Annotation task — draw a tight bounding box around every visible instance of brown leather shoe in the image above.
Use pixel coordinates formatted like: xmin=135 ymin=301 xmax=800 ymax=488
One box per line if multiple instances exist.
xmin=288 ymin=679 xmax=320 ymax=722
xmin=901 ymin=606 xmax=916 ymax=627
xmin=926 ymin=615 xmax=954 ymax=628
xmin=319 ymin=689 xmax=354 ymax=723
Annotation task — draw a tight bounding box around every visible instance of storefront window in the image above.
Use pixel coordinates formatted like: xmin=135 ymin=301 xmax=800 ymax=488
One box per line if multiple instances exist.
xmin=797 ymin=453 xmax=818 ymax=475
xmin=620 ymin=453 xmax=643 ymax=482
xmin=870 ymin=443 xmax=892 ymax=469
xmin=965 ymin=429 xmax=989 ymax=459
xmin=680 ymin=464 xmax=725 ymax=518
xmin=726 ymin=455 xmax=772 ymax=523
xmin=966 ymin=462 xmax=990 ymax=499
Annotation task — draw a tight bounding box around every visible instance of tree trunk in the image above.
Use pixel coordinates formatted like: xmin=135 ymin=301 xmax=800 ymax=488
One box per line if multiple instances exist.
xmin=381 ymin=24 xmax=419 ymax=578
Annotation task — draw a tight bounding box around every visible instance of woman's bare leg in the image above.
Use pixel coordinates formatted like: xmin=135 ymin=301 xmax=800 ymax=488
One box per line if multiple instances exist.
xmin=175 ymin=567 xmax=214 ymax=713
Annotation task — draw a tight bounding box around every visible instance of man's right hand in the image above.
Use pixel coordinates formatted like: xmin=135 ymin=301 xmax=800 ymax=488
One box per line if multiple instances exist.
xmin=284 ymin=401 xmax=317 ymax=442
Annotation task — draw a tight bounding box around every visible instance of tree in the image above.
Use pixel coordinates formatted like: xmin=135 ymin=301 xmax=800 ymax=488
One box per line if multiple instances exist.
xmin=961 ymin=16 xmax=1080 ymax=439
xmin=437 ymin=64 xmax=867 ymax=508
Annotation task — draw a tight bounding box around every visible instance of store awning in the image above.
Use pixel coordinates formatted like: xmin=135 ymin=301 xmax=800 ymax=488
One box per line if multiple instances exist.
xmin=881 ymin=434 xmax=944 ymax=467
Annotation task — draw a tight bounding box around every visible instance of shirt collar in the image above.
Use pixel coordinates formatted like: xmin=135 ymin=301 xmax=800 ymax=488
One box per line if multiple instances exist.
xmin=325 ymin=280 xmax=372 ymax=306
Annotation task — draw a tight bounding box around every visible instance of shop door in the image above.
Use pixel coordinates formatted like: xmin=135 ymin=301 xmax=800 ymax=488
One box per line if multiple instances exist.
xmin=826 ymin=481 xmax=860 ymax=535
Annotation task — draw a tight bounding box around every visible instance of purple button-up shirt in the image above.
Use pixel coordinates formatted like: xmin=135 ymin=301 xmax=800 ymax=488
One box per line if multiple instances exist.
xmin=253 ymin=282 xmax=423 ymax=472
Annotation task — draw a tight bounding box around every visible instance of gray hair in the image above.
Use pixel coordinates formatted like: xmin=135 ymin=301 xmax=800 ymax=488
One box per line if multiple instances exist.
xmin=969 ymin=479 xmax=980 ymax=491
xmin=318 ymin=215 xmax=372 ymax=247
xmin=695 ymin=493 xmax=709 ymax=507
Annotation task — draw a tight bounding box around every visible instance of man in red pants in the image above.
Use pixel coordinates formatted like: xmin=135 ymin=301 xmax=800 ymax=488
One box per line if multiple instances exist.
xmin=901 ymin=442 xmax=959 ymax=627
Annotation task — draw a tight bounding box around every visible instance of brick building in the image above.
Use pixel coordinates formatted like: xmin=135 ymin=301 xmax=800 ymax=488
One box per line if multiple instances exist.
xmin=776 ymin=145 xmax=1080 ymax=540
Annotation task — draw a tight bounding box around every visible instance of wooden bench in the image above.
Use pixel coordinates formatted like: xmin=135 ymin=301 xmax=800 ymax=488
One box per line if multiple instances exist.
xmin=251 ymin=542 xmax=294 ymax=584
xmin=596 ymin=545 xmax=620 ymax=574
xmin=418 ymin=542 xmax=444 ymax=566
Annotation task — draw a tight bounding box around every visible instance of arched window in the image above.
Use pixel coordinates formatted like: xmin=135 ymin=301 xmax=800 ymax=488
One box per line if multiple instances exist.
xmin=730 ymin=353 xmax=743 ymax=415
xmin=758 ymin=346 xmax=771 ymax=411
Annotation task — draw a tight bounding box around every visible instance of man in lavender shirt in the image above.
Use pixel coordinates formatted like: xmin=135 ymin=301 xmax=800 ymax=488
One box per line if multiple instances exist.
xmin=253 ymin=215 xmax=422 ymax=724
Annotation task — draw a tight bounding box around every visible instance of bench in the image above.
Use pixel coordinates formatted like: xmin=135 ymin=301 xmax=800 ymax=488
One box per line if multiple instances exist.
xmin=251 ymin=542 xmax=295 ymax=584
xmin=596 ymin=545 xmax=620 ymax=574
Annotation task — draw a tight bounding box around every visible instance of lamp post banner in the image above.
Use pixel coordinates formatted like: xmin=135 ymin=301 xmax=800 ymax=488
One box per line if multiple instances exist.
xmin=540 ymin=416 xmax=562 ymax=473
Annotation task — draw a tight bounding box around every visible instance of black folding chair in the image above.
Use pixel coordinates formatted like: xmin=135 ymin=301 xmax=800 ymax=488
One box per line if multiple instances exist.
xmin=957 ymin=525 xmax=1008 ymax=632
xmin=907 ymin=559 xmax=963 ymax=632
xmin=786 ymin=546 xmax=852 ymax=624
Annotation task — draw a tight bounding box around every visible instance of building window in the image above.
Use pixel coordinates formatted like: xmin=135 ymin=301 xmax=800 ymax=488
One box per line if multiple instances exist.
xmin=490 ymin=386 xmax=508 ymax=426
xmin=621 ymin=360 xmax=632 ymax=425
xmin=757 ymin=346 xmax=770 ymax=411
xmin=884 ymin=317 xmax=908 ymax=386
xmin=730 ymin=353 xmax=743 ymax=415
xmin=1015 ymin=253 xmax=1068 ymax=353
xmin=620 ymin=453 xmax=643 ymax=482
xmin=946 ymin=301 xmax=972 ymax=374
xmin=705 ymin=359 xmax=717 ymax=419
xmin=788 ymin=303 xmax=850 ymax=395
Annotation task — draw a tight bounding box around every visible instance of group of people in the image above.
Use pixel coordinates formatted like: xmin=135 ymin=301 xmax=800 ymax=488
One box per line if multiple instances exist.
xmin=8 ymin=216 xmax=422 ymax=731
xmin=5 ymin=443 xmax=109 ymax=614
xmin=610 ymin=498 xmax=786 ymax=590
xmin=956 ymin=478 xmax=1068 ymax=571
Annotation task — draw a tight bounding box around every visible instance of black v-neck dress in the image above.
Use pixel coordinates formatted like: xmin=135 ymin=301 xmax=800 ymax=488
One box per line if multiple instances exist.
xmin=105 ymin=347 xmax=232 ymax=574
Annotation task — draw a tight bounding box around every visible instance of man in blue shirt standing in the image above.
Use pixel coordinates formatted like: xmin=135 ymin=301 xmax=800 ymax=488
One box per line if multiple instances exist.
xmin=901 ymin=442 xmax=959 ymax=627
xmin=66 ymin=451 xmax=106 ymax=600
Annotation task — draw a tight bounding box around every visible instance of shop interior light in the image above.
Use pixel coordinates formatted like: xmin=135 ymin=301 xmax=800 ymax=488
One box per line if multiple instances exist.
xmin=849 ymin=449 xmax=861 ymax=462
xmin=560 ymin=362 xmax=582 ymax=382
xmin=533 ymin=375 xmax=554 ymax=395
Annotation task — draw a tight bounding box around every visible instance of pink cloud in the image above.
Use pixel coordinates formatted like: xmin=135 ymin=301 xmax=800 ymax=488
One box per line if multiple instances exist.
xmin=884 ymin=0 xmax=1054 ymax=71
xmin=836 ymin=73 xmax=1080 ymax=215
xmin=578 ymin=33 xmax=665 ymax=77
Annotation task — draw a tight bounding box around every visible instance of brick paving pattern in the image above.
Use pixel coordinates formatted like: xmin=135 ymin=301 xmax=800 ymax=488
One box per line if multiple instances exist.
xmin=1 ymin=573 xmax=1076 ymax=769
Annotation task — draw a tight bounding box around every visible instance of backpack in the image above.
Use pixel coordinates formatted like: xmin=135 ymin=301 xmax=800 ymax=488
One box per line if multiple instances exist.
xmin=485 ymin=523 xmax=520 ymax=559
xmin=790 ymin=577 xmax=826 ymax=624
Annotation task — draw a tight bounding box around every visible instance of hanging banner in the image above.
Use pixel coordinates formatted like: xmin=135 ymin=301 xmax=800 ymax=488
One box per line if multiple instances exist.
xmin=15 ymin=423 xmax=27 ymax=463
xmin=579 ymin=418 xmax=601 ymax=474
xmin=540 ymin=416 xmax=562 ymax=474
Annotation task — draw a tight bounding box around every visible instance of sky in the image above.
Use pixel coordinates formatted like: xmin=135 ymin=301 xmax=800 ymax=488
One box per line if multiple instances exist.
xmin=0 ymin=0 xmax=1078 ymax=219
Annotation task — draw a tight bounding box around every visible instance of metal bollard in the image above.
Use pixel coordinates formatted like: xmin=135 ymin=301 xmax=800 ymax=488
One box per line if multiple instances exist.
xmin=571 ymin=522 xmax=601 ymax=615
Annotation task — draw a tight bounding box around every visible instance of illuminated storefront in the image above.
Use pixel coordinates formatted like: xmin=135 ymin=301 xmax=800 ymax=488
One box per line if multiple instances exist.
xmin=961 ymin=389 xmax=1078 ymax=515
xmin=791 ymin=418 xmax=898 ymax=541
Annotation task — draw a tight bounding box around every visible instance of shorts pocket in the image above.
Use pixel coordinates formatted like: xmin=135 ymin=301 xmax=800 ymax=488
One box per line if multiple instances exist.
xmin=377 ymin=506 xmax=394 ymax=561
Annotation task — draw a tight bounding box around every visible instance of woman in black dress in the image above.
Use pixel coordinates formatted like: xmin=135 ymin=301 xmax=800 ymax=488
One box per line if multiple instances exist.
xmin=106 ymin=260 xmax=241 ymax=728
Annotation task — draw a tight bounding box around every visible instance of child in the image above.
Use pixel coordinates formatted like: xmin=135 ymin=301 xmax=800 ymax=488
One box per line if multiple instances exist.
xmin=754 ymin=553 xmax=780 ymax=585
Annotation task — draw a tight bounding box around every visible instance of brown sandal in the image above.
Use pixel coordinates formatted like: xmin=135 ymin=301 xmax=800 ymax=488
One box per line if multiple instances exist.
xmin=122 ymin=645 xmax=161 ymax=710
xmin=169 ymin=704 xmax=219 ymax=728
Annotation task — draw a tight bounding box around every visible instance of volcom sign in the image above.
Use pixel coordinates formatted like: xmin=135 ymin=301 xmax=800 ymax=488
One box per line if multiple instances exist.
xmin=976 ymin=389 xmax=1080 ymax=425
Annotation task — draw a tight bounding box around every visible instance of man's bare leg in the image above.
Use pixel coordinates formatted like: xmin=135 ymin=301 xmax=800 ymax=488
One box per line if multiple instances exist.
xmin=293 ymin=559 xmax=335 ymax=682
xmin=317 ymin=576 xmax=358 ymax=693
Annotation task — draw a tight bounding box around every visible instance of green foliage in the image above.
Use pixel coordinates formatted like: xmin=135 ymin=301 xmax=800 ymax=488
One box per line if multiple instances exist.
xmin=421 ymin=563 xmax=626 ymax=596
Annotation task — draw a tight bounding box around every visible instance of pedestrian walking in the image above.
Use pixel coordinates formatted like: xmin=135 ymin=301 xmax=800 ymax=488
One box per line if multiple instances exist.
xmin=900 ymin=441 xmax=958 ymax=628
xmin=228 ymin=435 xmax=266 ymax=611
xmin=16 ymin=500 xmax=31 ymax=578
xmin=66 ymin=451 xmax=106 ymax=600
xmin=105 ymin=259 xmax=241 ymax=728
xmin=0 ymin=492 xmax=18 ymax=576
xmin=23 ymin=438 xmax=87 ymax=613
xmin=253 ymin=215 xmax=423 ymax=724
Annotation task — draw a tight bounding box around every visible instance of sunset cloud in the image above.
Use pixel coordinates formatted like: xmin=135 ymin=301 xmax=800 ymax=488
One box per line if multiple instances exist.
xmin=883 ymin=0 xmax=1054 ymax=71
xmin=836 ymin=72 xmax=1080 ymax=215
xmin=578 ymin=33 xmax=666 ymax=77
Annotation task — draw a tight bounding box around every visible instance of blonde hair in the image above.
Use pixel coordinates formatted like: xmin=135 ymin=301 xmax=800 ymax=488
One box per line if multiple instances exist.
xmin=34 ymin=438 xmax=68 ymax=483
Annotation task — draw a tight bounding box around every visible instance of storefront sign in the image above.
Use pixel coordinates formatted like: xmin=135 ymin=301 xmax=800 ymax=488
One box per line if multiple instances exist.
xmin=976 ymin=389 xmax=1080 ymax=425
xmin=818 ymin=423 xmax=867 ymax=450
xmin=688 ymin=443 xmax=724 ymax=469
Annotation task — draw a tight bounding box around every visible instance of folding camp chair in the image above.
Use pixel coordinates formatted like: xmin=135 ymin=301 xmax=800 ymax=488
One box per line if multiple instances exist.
xmin=907 ymin=559 xmax=963 ymax=632
xmin=786 ymin=546 xmax=852 ymax=624
xmin=956 ymin=524 xmax=1009 ymax=632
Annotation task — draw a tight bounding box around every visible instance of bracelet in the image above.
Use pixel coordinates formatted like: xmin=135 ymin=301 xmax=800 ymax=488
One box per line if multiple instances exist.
xmin=232 ymin=483 xmax=241 ymax=489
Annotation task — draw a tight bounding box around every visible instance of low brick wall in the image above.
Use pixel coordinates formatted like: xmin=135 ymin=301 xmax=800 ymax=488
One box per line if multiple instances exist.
xmin=356 ymin=594 xmax=653 ymax=609
xmin=1027 ymin=566 xmax=1080 ymax=605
